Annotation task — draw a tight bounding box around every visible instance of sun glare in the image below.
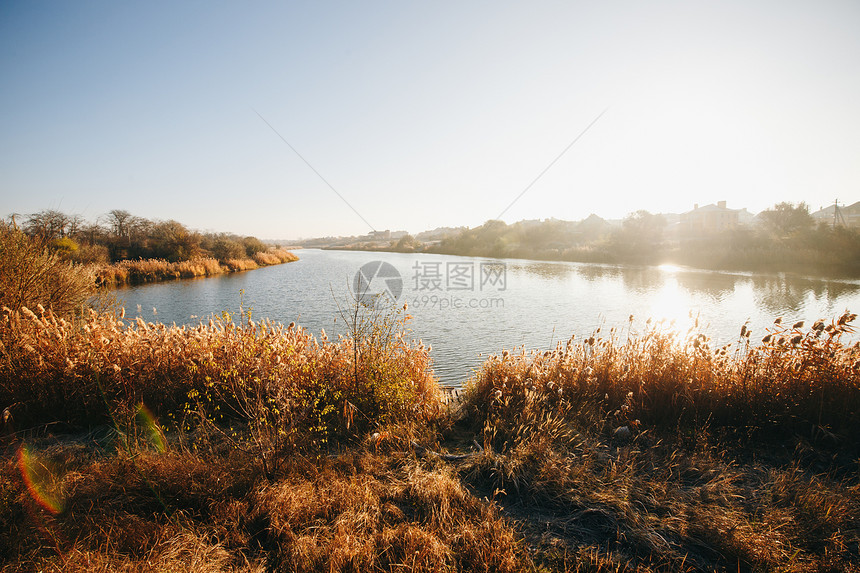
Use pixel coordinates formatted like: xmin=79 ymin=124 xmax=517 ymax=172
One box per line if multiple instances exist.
xmin=646 ymin=276 xmax=698 ymax=337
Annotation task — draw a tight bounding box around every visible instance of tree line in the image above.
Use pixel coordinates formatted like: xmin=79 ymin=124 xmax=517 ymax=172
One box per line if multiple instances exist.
xmin=12 ymin=209 xmax=274 ymax=264
xmin=426 ymin=202 xmax=860 ymax=275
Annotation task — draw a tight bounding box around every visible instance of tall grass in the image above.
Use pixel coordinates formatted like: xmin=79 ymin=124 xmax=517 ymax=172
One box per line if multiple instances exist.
xmin=95 ymin=257 xmax=223 ymax=285
xmin=0 ymin=304 xmax=441 ymax=459
xmin=455 ymin=312 xmax=860 ymax=571
xmin=253 ymin=249 xmax=297 ymax=266
xmin=462 ymin=312 xmax=860 ymax=446
xmin=95 ymin=249 xmax=298 ymax=286
xmin=3 ymin=301 xmax=860 ymax=571
xmin=0 ymin=302 xmax=526 ymax=572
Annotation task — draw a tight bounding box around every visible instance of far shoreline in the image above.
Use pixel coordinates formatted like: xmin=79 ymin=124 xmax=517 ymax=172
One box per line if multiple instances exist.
xmin=320 ymin=244 xmax=860 ymax=281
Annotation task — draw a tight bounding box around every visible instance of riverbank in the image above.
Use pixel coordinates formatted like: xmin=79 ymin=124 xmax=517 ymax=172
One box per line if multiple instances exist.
xmin=326 ymin=241 xmax=860 ymax=279
xmin=94 ymin=249 xmax=299 ymax=287
xmin=2 ymin=305 xmax=858 ymax=571
xmin=315 ymin=213 xmax=860 ymax=279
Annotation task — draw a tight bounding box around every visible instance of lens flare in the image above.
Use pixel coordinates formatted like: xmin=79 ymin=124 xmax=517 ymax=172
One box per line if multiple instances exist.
xmin=17 ymin=446 xmax=64 ymax=514
xmin=135 ymin=403 xmax=166 ymax=453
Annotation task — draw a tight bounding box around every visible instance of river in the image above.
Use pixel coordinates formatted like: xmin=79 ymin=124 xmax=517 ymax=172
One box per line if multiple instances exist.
xmin=116 ymin=249 xmax=860 ymax=385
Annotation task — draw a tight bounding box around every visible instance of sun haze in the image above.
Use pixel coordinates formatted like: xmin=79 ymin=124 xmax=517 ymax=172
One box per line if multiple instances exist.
xmin=1 ymin=1 xmax=858 ymax=238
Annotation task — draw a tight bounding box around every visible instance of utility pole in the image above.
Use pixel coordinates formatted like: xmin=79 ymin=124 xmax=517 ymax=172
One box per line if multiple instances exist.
xmin=833 ymin=199 xmax=847 ymax=228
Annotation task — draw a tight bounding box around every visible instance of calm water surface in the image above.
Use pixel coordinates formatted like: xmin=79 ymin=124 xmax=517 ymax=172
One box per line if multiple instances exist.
xmin=117 ymin=249 xmax=860 ymax=386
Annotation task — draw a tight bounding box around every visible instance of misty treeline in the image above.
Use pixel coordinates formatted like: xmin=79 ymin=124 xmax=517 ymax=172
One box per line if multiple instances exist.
xmin=427 ymin=202 xmax=860 ymax=275
xmin=10 ymin=208 xmax=274 ymax=265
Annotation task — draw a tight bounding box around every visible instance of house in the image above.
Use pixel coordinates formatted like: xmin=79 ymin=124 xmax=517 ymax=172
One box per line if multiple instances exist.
xmin=811 ymin=201 xmax=860 ymax=228
xmin=681 ymin=201 xmax=741 ymax=233
xmin=367 ymin=229 xmax=391 ymax=240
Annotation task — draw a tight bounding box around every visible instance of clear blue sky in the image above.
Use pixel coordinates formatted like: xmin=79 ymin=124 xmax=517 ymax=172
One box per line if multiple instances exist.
xmin=2 ymin=1 xmax=858 ymax=239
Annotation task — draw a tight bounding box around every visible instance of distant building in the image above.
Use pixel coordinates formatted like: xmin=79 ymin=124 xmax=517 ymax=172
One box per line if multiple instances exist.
xmin=367 ymin=229 xmax=391 ymax=240
xmin=811 ymin=201 xmax=860 ymax=228
xmin=736 ymin=208 xmax=756 ymax=226
xmin=681 ymin=201 xmax=741 ymax=233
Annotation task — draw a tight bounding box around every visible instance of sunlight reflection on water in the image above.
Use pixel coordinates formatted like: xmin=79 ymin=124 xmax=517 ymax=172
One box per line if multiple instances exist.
xmin=117 ymin=250 xmax=860 ymax=386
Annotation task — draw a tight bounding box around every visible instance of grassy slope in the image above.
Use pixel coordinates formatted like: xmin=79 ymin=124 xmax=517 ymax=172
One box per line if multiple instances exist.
xmin=1 ymin=308 xmax=859 ymax=572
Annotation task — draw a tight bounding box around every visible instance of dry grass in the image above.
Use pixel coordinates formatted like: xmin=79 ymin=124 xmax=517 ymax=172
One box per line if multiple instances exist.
xmin=253 ymin=249 xmax=298 ymax=266
xmin=94 ymin=257 xmax=220 ymax=285
xmin=455 ymin=424 xmax=860 ymax=571
xmin=95 ymin=249 xmax=298 ymax=286
xmin=2 ymin=305 xmax=860 ymax=571
xmin=1 ymin=442 xmax=523 ymax=572
xmin=455 ymin=312 xmax=860 ymax=571
xmin=254 ymin=455 xmax=521 ymax=572
xmin=462 ymin=312 xmax=860 ymax=445
xmin=0 ymin=304 xmax=442 ymax=462
xmin=221 ymin=258 xmax=258 ymax=272
xmin=1 ymin=444 xmax=268 ymax=572
xmin=0 ymin=300 xmax=474 ymax=571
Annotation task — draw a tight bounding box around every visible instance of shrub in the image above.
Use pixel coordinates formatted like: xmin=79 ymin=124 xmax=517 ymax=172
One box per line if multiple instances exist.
xmin=242 ymin=236 xmax=267 ymax=257
xmin=211 ymin=238 xmax=245 ymax=262
xmin=68 ymin=243 xmax=110 ymax=265
xmin=0 ymin=221 xmax=94 ymax=317
xmin=51 ymin=236 xmax=79 ymax=255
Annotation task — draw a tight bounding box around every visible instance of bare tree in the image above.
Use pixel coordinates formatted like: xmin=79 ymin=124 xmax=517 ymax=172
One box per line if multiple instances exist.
xmin=66 ymin=214 xmax=84 ymax=238
xmin=25 ymin=209 xmax=71 ymax=240
xmin=105 ymin=209 xmax=133 ymax=238
xmin=77 ymin=222 xmax=106 ymax=246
